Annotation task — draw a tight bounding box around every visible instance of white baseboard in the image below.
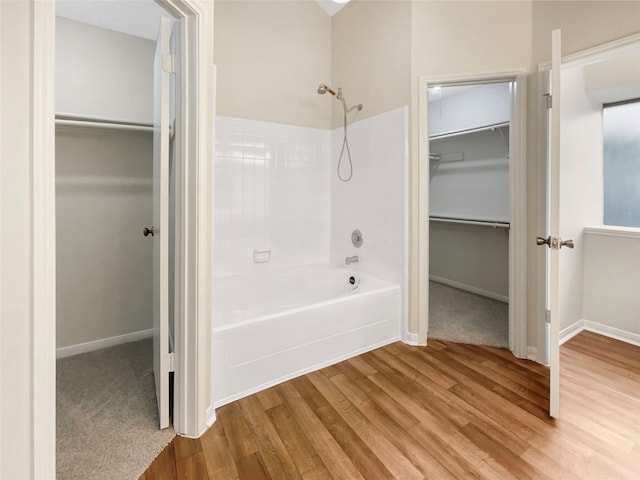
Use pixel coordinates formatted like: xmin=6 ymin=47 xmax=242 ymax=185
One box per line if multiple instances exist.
xmin=56 ymin=328 xmax=153 ymax=359
xmin=205 ymin=405 xmax=216 ymax=428
xmin=584 ymin=320 xmax=640 ymax=347
xmin=429 ymin=275 xmax=509 ymax=303
xmin=560 ymin=319 xmax=640 ymax=348
xmin=402 ymin=331 xmax=421 ymax=346
xmin=526 ymin=346 xmax=537 ymax=362
xmin=560 ymin=320 xmax=585 ymax=345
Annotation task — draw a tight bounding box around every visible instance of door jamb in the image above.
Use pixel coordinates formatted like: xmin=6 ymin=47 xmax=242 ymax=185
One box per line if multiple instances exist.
xmin=416 ymin=71 xmax=528 ymax=359
xmin=157 ymin=0 xmax=215 ymax=439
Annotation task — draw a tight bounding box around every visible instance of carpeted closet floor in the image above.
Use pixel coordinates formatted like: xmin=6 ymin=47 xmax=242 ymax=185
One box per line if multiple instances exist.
xmin=428 ymin=281 xmax=509 ymax=348
xmin=57 ymin=339 xmax=175 ymax=480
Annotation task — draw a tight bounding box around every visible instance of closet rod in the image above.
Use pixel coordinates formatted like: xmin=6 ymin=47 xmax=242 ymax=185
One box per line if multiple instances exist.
xmin=55 ymin=113 xmax=154 ymax=132
xmin=429 ymin=216 xmax=510 ymax=229
xmin=429 ymin=121 xmax=509 ymax=141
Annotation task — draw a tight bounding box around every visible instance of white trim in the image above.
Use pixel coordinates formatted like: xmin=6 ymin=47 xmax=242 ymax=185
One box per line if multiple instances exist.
xmin=0 ymin=2 xmax=3 ymax=472
xmin=538 ymin=33 xmax=640 ymax=72
xmin=429 ymin=275 xmax=509 ymax=304
xmin=56 ymin=329 xmax=154 ymax=359
xmin=563 ymin=32 xmax=640 ymax=67
xmin=584 ymin=320 xmax=640 ymax=347
xmin=508 ymin=74 xmax=528 ymax=359
xmin=402 ymin=331 xmax=421 ymax=346
xmin=402 ymin=106 xmax=411 ymax=352
xmin=535 ymin=63 xmax=550 ymax=373
xmin=559 ymin=320 xmax=585 ymax=345
xmin=213 ymin=336 xmax=400 ymax=408
xmin=417 ymin=71 xmax=527 ymax=358
xmin=584 ymin=225 xmax=640 ymax=239
xmin=562 ymin=319 xmax=640 ymax=348
xmin=32 ymin=1 xmax=57 ymax=477
xmin=548 ymin=29 xmax=562 ymax=420
xmin=205 ymin=405 xmax=216 ymax=428
xmin=417 ymin=75 xmax=429 ymax=346
xmin=526 ymin=346 xmax=538 ymax=363
xmin=157 ymin=0 xmax=214 ymax=438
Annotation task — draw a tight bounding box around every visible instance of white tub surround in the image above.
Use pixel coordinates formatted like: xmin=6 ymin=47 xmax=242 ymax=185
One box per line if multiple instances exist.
xmin=214 ymin=117 xmax=331 ymax=277
xmin=212 ymin=266 xmax=400 ymax=406
xmin=330 ymin=106 xmax=409 ymax=340
xmin=212 ymin=108 xmax=408 ymax=406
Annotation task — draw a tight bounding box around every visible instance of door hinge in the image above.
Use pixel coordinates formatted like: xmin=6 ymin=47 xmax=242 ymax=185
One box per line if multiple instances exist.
xmin=162 ymin=54 xmax=176 ymax=74
xmin=168 ymin=352 xmax=175 ymax=372
xmin=545 ymin=309 xmax=551 ymax=324
xmin=544 ymin=94 xmax=552 ymax=109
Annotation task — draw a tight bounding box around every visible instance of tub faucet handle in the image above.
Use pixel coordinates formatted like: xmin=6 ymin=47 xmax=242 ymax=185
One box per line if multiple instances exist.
xmin=345 ymin=255 xmax=359 ymax=265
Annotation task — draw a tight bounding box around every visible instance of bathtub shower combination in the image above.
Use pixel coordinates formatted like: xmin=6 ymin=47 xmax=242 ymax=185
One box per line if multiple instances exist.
xmin=213 ymin=265 xmax=400 ymax=406
xmin=212 ymin=87 xmax=407 ymax=406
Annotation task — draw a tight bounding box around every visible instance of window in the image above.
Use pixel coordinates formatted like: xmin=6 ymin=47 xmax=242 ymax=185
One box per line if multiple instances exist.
xmin=603 ymin=100 xmax=640 ymax=228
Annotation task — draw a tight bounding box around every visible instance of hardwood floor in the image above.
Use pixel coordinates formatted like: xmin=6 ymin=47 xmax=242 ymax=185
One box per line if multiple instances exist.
xmin=140 ymin=331 xmax=640 ymax=479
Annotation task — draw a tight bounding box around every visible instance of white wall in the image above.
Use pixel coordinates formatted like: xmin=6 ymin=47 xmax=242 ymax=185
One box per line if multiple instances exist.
xmin=558 ymin=63 xmax=604 ymax=331
xmin=559 ymin=41 xmax=640 ymax=340
xmin=583 ymin=231 xmax=640 ymax=338
xmin=56 ymin=128 xmax=153 ymax=349
xmin=213 ymin=117 xmax=331 ymax=277
xmin=56 ymin=17 xmax=155 ymax=123
xmin=330 ymin=107 xmax=408 ymax=336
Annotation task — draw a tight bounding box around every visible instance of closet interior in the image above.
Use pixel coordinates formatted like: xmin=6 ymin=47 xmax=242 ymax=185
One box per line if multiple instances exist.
xmin=428 ymin=82 xmax=512 ymax=348
xmin=55 ymin=7 xmax=176 ymax=478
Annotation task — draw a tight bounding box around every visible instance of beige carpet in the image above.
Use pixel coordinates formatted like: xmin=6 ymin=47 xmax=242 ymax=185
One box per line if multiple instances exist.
xmin=57 ymin=339 xmax=175 ymax=480
xmin=428 ymin=281 xmax=509 ymax=348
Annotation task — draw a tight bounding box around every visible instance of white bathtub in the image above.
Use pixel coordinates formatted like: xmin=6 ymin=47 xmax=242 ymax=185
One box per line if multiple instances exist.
xmin=212 ymin=265 xmax=401 ymax=406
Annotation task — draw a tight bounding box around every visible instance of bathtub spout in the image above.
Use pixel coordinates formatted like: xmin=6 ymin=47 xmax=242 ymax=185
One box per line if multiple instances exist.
xmin=345 ymin=255 xmax=359 ymax=265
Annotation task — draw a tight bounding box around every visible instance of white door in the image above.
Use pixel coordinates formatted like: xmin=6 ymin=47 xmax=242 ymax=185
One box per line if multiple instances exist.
xmin=153 ymin=17 xmax=171 ymax=430
xmin=540 ymin=29 xmax=574 ymax=418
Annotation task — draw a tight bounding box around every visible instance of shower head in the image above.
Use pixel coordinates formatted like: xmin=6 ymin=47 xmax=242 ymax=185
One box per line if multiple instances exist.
xmin=317 ymin=83 xmax=336 ymax=96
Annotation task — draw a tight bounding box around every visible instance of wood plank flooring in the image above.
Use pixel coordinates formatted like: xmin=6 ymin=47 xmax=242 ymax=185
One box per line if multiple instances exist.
xmin=140 ymin=331 xmax=640 ymax=479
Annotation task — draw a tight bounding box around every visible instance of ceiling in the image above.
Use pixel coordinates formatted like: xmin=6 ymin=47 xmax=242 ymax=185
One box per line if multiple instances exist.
xmin=56 ymin=0 xmax=347 ymax=41
xmin=55 ymin=0 xmax=169 ymax=41
xmin=315 ymin=0 xmax=349 ymax=16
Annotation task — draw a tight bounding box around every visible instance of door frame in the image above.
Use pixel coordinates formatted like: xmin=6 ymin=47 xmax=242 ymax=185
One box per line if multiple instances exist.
xmin=159 ymin=0 xmax=215 ymax=437
xmin=416 ymin=71 xmax=528 ymax=358
xmin=535 ymin=31 xmax=640 ymax=366
xmin=31 ymin=0 xmax=214 ymax=471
